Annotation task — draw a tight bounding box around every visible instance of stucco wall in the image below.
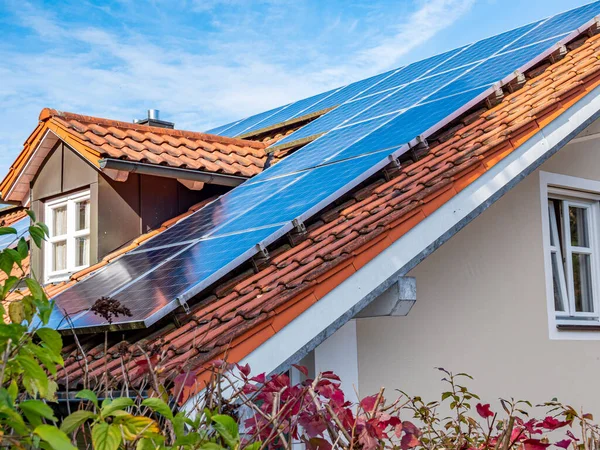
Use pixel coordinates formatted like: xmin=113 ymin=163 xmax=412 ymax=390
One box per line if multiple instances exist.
xmin=356 ymin=121 xmax=600 ymax=415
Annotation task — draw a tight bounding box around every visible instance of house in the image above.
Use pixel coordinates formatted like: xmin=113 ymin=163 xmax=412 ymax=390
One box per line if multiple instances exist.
xmin=3 ymin=2 xmax=600 ymax=415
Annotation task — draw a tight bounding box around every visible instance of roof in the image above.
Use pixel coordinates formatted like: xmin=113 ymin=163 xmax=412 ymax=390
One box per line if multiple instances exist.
xmin=0 ymin=109 xmax=271 ymax=204
xmin=0 ymin=206 xmax=28 ymax=227
xmin=53 ymin=32 xmax=600 ymax=401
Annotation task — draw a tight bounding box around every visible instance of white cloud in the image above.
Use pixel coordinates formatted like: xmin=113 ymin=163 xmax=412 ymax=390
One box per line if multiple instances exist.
xmin=0 ymin=0 xmax=475 ymax=178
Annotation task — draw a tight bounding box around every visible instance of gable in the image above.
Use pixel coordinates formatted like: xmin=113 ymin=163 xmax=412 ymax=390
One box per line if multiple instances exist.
xmin=0 ymin=109 xmax=271 ymax=205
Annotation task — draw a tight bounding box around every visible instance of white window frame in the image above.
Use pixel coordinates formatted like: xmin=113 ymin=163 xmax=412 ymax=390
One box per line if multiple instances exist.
xmin=44 ymin=190 xmax=91 ymax=283
xmin=540 ymin=171 xmax=600 ymax=340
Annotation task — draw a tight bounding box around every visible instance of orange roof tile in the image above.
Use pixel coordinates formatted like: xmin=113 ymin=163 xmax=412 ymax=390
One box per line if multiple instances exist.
xmin=50 ymin=32 xmax=600 ymax=400
xmin=0 ymin=110 xmax=273 ymax=204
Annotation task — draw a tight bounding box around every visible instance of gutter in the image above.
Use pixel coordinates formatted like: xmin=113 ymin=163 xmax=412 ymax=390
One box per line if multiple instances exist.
xmin=99 ymin=158 xmax=247 ymax=188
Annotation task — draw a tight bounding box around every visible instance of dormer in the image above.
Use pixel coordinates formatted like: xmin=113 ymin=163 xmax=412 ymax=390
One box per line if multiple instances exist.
xmin=0 ymin=108 xmax=269 ymax=284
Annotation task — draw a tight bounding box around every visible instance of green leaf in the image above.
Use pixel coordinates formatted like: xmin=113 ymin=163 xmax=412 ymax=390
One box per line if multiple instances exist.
xmin=76 ymin=389 xmax=99 ymax=409
xmin=0 ymin=227 xmax=17 ymax=236
xmin=34 ymin=424 xmax=77 ymax=450
xmin=60 ymin=410 xmax=97 ymax=434
xmin=101 ymin=397 xmax=134 ymax=417
xmin=211 ymin=414 xmax=239 ymax=449
xmin=137 ymin=437 xmax=163 ymax=450
xmin=172 ymin=412 xmax=186 ymax=438
xmin=17 ymin=355 xmax=50 ymax=398
xmin=0 ymin=251 xmax=14 ymax=275
xmin=142 ymin=397 xmax=173 ymax=420
xmin=199 ymin=443 xmax=227 ymax=450
xmin=38 ymin=222 xmax=50 ymax=237
xmin=25 ymin=278 xmax=46 ymax=301
xmin=29 ymin=226 xmax=45 ymax=247
xmin=26 ymin=210 xmax=36 ymax=222
xmin=244 ymin=443 xmax=262 ymax=450
xmin=6 ymin=248 xmax=22 ymax=268
xmin=115 ymin=414 xmax=159 ymax=440
xmin=8 ymin=301 xmax=25 ymax=324
xmin=2 ymin=275 xmax=20 ymax=299
xmin=173 ymin=432 xmax=204 ymax=446
xmin=20 ymin=400 xmax=57 ymax=426
xmin=92 ymin=422 xmax=122 ymax=450
xmin=17 ymin=237 xmax=28 ymax=259
xmin=36 ymin=328 xmax=63 ymax=354
xmin=7 ymin=380 xmax=18 ymax=402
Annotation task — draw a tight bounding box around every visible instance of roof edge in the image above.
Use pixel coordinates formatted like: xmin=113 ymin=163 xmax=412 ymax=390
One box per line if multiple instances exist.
xmin=39 ymin=108 xmax=266 ymax=149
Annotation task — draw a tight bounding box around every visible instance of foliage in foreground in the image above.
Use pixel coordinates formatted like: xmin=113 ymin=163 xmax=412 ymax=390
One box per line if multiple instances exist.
xmin=0 ymin=215 xmax=598 ymax=449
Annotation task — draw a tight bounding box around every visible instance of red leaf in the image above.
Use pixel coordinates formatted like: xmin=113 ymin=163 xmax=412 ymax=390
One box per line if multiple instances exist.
xmin=476 ymin=403 xmax=494 ymax=419
xmin=306 ymin=438 xmax=332 ymax=450
xmin=402 ymin=421 xmax=420 ymax=436
xmin=400 ymin=432 xmax=420 ymax=450
xmin=236 ymin=363 xmax=251 ymax=377
xmin=293 ymin=364 xmax=309 ymax=376
xmin=523 ymin=439 xmax=550 ymax=450
xmin=395 ymin=422 xmax=403 ymax=439
xmin=250 ymin=373 xmax=266 ymax=384
xmin=566 ymin=431 xmax=579 ymax=441
xmin=359 ymin=428 xmax=379 ymax=450
xmin=321 ymin=371 xmax=341 ymax=381
xmin=538 ymin=417 xmax=569 ymax=431
xmin=360 ymin=395 xmax=378 ymax=413
xmin=555 ymin=439 xmax=572 ymax=449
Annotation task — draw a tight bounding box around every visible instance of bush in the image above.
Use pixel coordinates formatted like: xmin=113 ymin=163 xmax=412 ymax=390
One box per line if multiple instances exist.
xmin=0 ymin=216 xmax=597 ymax=449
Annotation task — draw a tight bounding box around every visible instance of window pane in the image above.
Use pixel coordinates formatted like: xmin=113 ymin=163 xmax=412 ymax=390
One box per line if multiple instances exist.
xmin=52 ymin=206 xmax=67 ymax=237
xmin=572 ymin=252 xmax=594 ymax=313
xmin=52 ymin=240 xmax=67 ymax=272
xmin=570 ymin=206 xmax=589 ymax=247
xmin=551 ymin=252 xmax=566 ymax=312
xmin=75 ymin=237 xmax=89 ymax=267
xmin=76 ymin=200 xmax=90 ymax=231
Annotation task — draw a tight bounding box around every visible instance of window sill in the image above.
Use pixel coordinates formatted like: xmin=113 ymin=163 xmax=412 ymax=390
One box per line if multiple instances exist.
xmin=556 ymin=323 xmax=600 ymax=331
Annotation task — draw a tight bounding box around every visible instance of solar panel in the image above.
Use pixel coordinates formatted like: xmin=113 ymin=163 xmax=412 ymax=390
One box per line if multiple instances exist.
xmin=50 ymin=1 xmax=600 ymax=332
xmin=0 ymin=216 xmax=30 ymax=250
xmin=47 ymin=152 xmax=389 ymax=331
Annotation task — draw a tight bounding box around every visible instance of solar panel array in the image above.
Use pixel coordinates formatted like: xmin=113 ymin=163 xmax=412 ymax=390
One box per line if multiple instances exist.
xmin=0 ymin=216 xmax=30 ymax=251
xmin=47 ymin=2 xmax=600 ymax=332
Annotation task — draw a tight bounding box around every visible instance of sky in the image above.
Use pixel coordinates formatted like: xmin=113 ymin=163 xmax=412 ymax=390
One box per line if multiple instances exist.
xmin=0 ymin=0 xmax=592 ymax=179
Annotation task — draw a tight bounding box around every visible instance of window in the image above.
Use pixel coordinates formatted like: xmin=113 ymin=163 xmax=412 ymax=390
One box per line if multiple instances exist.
xmin=45 ymin=191 xmax=91 ymax=282
xmin=547 ymin=195 xmax=598 ymax=321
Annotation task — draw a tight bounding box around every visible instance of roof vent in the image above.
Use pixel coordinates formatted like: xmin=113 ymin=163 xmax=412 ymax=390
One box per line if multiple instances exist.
xmin=134 ymin=109 xmax=175 ymax=129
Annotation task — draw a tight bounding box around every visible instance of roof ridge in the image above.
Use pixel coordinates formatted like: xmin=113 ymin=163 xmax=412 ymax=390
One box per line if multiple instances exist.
xmin=39 ymin=108 xmax=266 ymax=150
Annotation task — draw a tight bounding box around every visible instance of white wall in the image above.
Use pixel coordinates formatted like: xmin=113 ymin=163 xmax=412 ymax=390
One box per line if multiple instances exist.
xmin=315 ymin=320 xmax=360 ymax=403
xmin=356 ymin=120 xmax=600 ymax=416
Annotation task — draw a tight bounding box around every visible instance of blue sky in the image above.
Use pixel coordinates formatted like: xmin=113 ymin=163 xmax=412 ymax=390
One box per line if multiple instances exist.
xmin=0 ymin=0 xmax=591 ymax=179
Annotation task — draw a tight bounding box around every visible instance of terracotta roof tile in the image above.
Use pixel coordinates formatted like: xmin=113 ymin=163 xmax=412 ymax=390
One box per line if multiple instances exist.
xmin=25 ymin=32 xmax=600 ymax=399
xmin=0 ymin=111 xmax=284 ymax=204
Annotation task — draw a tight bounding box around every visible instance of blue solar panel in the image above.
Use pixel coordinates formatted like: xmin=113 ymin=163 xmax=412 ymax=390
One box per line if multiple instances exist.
xmin=355 ymin=46 xmax=468 ymax=98
xmin=506 ymin=1 xmax=600 ymax=50
xmin=427 ymin=41 xmax=553 ymax=102
xmin=209 ymin=104 xmax=290 ymax=137
xmin=257 ymin=116 xmax=392 ymax=180
xmin=48 ymin=226 xmax=281 ymax=330
xmin=347 ymin=67 xmax=471 ymax=125
xmin=275 ymin=92 xmax=391 ymax=144
xmin=234 ymin=89 xmax=340 ymax=137
xmin=213 ymin=151 xmax=391 ymax=237
xmin=429 ymin=21 xmax=543 ymax=75
xmin=0 ymin=216 xmax=29 ymax=250
xmin=53 ymin=1 xmax=600 ymax=332
xmin=294 ymin=69 xmax=399 ymax=118
xmin=337 ymin=89 xmax=489 ymax=159
xmin=133 ymin=173 xmax=303 ymax=250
